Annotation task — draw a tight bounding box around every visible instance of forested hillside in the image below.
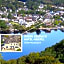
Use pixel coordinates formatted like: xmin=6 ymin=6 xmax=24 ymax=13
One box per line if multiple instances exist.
xmin=26 ymin=0 xmax=64 ymax=10
xmin=0 ymin=39 xmax=64 ymax=64
xmin=0 ymin=0 xmax=24 ymax=12
xmin=26 ymin=0 xmax=64 ymax=6
xmin=0 ymin=0 xmax=64 ymax=11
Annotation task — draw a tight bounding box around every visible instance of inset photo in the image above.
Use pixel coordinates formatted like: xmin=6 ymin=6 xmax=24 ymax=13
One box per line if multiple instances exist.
xmin=1 ymin=35 xmax=22 ymax=52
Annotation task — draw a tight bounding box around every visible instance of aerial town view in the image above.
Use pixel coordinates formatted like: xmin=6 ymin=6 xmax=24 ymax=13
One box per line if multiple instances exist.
xmin=0 ymin=0 xmax=64 ymax=64
xmin=0 ymin=0 xmax=64 ymax=34
xmin=1 ymin=35 xmax=21 ymax=52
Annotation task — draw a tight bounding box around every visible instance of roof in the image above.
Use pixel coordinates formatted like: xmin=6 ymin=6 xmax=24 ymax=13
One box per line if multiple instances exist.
xmin=3 ymin=35 xmax=21 ymax=44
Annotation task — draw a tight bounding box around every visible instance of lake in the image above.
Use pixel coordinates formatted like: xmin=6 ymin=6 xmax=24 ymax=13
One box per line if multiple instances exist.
xmin=1 ymin=30 xmax=64 ymax=60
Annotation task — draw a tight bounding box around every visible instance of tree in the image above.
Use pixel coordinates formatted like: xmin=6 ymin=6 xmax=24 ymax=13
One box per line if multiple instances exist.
xmin=0 ymin=0 xmax=2 ymax=6
xmin=0 ymin=20 xmax=7 ymax=30
xmin=26 ymin=0 xmax=39 ymax=10
xmin=54 ymin=20 xmax=59 ymax=25
xmin=6 ymin=59 xmax=17 ymax=64
xmin=1 ymin=14 xmax=6 ymax=18
xmin=35 ymin=56 xmax=61 ymax=64
xmin=26 ymin=52 xmax=40 ymax=64
xmin=7 ymin=13 xmax=12 ymax=19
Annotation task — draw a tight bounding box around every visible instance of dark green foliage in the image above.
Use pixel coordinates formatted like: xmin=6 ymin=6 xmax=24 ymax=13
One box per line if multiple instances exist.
xmin=0 ymin=0 xmax=2 ymax=6
xmin=1 ymin=14 xmax=6 ymax=18
xmin=26 ymin=0 xmax=64 ymax=9
xmin=60 ymin=22 xmax=64 ymax=26
xmin=52 ymin=0 xmax=64 ymax=6
xmin=26 ymin=0 xmax=40 ymax=10
xmin=1 ymin=0 xmax=24 ymax=12
xmin=42 ymin=39 xmax=64 ymax=63
xmin=0 ymin=20 xmax=7 ymax=30
xmin=7 ymin=13 xmax=13 ymax=19
xmin=16 ymin=48 xmax=21 ymax=51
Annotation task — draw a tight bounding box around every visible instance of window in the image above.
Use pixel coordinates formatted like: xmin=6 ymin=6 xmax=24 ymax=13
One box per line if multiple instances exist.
xmin=6 ymin=46 xmax=8 ymax=48
xmin=14 ymin=43 xmax=15 ymax=45
xmin=10 ymin=46 xmax=14 ymax=49
xmin=16 ymin=44 xmax=17 ymax=45
xmin=15 ymin=46 xmax=18 ymax=48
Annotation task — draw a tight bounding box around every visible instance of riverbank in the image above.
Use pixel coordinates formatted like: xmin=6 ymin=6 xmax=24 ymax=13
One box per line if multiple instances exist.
xmin=0 ymin=27 xmax=64 ymax=34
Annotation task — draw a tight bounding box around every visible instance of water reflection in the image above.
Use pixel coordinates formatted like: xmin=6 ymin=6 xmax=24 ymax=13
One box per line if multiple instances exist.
xmin=0 ymin=29 xmax=64 ymax=34
xmin=36 ymin=29 xmax=41 ymax=35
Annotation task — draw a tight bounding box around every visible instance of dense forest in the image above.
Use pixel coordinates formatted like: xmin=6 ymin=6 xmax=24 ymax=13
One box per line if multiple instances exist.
xmin=26 ymin=0 xmax=64 ymax=6
xmin=0 ymin=0 xmax=24 ymax=12
xmin=26 ymin=0 xmax=64 ymax=10
xmin=0 ymin=39 xmax=64 ymax=64
xmin=0 ymin=0 xmax=64 ymax=10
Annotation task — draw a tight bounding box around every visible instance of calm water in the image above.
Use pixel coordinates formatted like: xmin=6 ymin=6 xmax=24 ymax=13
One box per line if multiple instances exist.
xmin=1 ymin=30 xmax=64 ymax=60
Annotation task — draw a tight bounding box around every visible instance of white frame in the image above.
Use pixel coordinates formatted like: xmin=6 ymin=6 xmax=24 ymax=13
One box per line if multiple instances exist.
xmin=0 ymin=34 xmax=22 ymax=52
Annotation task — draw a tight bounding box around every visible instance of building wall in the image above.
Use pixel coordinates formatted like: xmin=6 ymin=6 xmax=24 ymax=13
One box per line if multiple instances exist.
xmin=2 ymin=42 xmax=20 ymax=50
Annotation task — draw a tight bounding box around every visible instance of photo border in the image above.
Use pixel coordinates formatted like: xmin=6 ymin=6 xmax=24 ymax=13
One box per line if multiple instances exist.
xmin=0 ymin=34 xmax=22 ymax=52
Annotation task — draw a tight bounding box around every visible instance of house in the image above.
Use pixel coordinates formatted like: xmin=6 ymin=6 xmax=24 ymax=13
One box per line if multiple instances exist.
xmin=0 ymin=11 xmax=3 ymax=15
xmin=39 ymin=18 xmax=43 ymax=22
xmin=43 ymin=19 xmax=52 ymax=23
xmin=23 ymin=2 xmax=26 ymax=5
xmin=44 ymin=13 xmax=53 ymax=19
xmin=2 ymin=42 xmax=20 ymax=51
xmin=9 ymin=9 xmax=12 ymax=12
xmin=23 ymin=8 xmax=29 ymax=11
xmin=18 ymin=8 xmax=22 ymax=11
xmin=32 ymin=17 xmax=37 ymax=21
xmin=26 ymin=21 xmax=35 ymax=27
xmin=32 ymin=14 xmax=40 ymax=19
xmin=13 ymin=13 xmax=17 ymax=18
xmin=25 ymin=17 xmax=32 ymax=21
xmin=54 ymin=12 xmax=59 ymax=15
xmin=45 ymin=22 xmax=52 ymax=26
xmin=49 ymin=11 xmax=54 ymax=14
xmin=19 ymin=18 xmax=26 ymax=25
xmin=13 ymin=19 xmax=19 ymax=23
xmin=58 ymin=11 xmax=64 ymax=15
xmin=54 ymin=11 xmax=64 ymax=16
xmin=2 ymin=35 xmax=21 ymax=51
xmin=0 ymin=18 xmax=8 ymax=21
xmin=6 ymin=23 xmax=12 ymax=26
xmin=60 ymin=17 xmax=64 ymax=21
xmin=58 ymin=7 xmax=64 ymax=10
xmin=39 ymin=4 xmax=44 ymax=9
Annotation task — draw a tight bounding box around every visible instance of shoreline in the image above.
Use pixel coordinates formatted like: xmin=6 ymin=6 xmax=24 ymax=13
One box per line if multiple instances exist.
xmin=0 ymin=27 xmax=64 ymax=34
